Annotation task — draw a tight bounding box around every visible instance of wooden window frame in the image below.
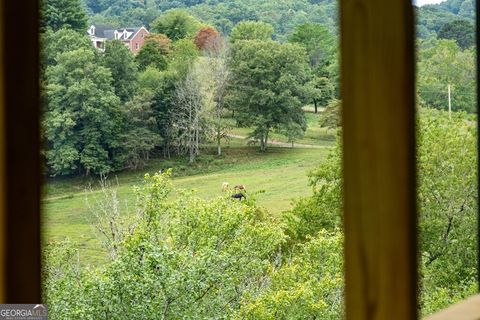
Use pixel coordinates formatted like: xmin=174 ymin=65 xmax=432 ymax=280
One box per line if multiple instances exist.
xmin=0 ymin=0 xmax=41 ymax=303
xmin=340 ymin=1 xmax=417 ymax=318
xmin=0 ymin=0 xmax=478 ymax=318
xmin=341 ymin=0 xmax=480 ymax=319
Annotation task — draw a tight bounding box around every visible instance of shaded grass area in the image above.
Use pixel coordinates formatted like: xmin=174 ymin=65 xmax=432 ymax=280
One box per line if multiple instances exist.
xmin=43 ymin=142 xmax=333 ymax=266
xmin=228 ymin=112 xmax=337 ymax=147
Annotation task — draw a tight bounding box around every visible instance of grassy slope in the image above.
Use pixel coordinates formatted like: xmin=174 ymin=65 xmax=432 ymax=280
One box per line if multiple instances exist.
xmin=43 ymin=112 xmax=336 ymax=265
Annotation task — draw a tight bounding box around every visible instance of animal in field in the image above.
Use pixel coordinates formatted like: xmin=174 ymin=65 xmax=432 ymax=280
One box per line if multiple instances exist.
xmin=222 ymin=182 xmax=230 ymax=191
xmin=221 ymin=182 xmax=247 ymax=200
xmin=231 ymin=193 xmax=246 ymax=200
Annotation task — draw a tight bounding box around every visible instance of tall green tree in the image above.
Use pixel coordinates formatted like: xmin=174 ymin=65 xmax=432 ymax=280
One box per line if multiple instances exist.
xmin=169 ymin=38 xmax=200 ymax=76
xmin=438 ymin=19 xmax=475 ymax=49
xmin=289 ymin=23 xmax=339 ymax=96
xmin=229 ymin=40 xmax=310 ymax=152
xmin=306 ymin=76 xmax=335 ymax=113
xmin=41 ymin=28 xmax=92 ymax=68
xmin=101 ymin=40 xmax=138 ymax=103
xmin=289 ymin=23 xmax=337 ymax=77
xmin=43 ymin=49 xmax=123 ymax=176
xmin=151 ymin=10 xmax=202 ymax=41
xmin=41 ymin=0 xmax=88 ymax=32
xmin=121 ymin=92 xmax=162 ymax=169
xmin=230 ymin=21 xmax=274 ymax=43
xmin=417 ymin=39 xmax=476 ymax=113
xmin=138 ymin=66 xmax=182 ymax=159
xmin=137 ymin=38 xmax=199 ymax=158
xmin=135 ymin=33 xmax=172 ymax=71
xmin=151 ymin=71 xmax=179 ymax=158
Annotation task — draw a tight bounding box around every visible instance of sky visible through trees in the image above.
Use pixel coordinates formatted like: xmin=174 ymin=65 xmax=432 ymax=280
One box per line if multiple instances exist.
xmin=415 ymin=0 xmax=446 ymax=6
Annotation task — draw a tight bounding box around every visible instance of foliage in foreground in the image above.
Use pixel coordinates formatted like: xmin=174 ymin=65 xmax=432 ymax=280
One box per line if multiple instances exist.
xmin=281 ymin=108 xmax=479 ymax=316
xmin=418 ymin=108 xmax=478 ymax=315
xmin=44 ymin=170 xmax=343 ymax=319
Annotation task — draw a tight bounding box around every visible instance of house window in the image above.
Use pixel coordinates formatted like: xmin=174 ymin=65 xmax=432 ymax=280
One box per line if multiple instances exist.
xmin=141 ymin=33 xmax=144 ymax=38
xmin=136 ymin=43 xmax=139 ymax=50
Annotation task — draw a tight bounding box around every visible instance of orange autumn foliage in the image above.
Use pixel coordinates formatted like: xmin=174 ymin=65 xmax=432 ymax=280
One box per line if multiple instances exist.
xmin=194 ymin=27 xmax=221 ymax=53
xmin=144 ymin=33 xmax=172 ymax=54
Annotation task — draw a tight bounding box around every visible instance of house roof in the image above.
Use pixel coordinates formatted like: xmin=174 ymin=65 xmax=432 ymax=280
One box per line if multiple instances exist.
xmin=88 ymin=25 xmax=148 ymax=41
xmin=89 ymin=24 xmax=115 ymax=38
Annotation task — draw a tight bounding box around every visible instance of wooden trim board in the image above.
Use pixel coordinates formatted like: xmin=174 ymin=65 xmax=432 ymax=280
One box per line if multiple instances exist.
xmin=340 ymin=1 xmax=417 ymax=319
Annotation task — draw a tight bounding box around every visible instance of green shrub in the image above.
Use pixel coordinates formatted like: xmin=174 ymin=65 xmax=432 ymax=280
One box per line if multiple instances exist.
xmin=44 ymin=171 xmax=285 ymax=319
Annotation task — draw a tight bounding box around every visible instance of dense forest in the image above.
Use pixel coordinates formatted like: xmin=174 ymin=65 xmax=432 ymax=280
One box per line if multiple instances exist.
xmin=41 ymin=0 xmax=478 ymax=318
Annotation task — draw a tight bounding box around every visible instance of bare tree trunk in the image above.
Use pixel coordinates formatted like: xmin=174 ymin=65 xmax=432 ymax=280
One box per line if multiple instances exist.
xmin=314 ymin=99 xmax=318 ymax=113
xmin=195 ymin=116 xmax=200 ymax=156
xmin=217 ymin=131 xmax=222 ymax=156
xmin=265 ymin=130 xmax=269 ymax=151
xmin=260 ymin=130 xmax=269 ymax=152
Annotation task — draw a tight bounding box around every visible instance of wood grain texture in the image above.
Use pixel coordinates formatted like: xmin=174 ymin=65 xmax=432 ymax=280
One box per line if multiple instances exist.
xmin=425 ymin=295 xmax=480 ymax=320
xmin=340 ymin=1 xmax=417 ymax=319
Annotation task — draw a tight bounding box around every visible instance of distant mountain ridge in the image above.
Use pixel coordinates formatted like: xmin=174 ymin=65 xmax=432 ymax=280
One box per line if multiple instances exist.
xmin=416 ymin=0 xmax=475 ymax=38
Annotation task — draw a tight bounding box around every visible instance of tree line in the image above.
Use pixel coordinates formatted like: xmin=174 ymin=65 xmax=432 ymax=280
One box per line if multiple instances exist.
xmin=78 ymin=0 xmax=339 ymax=41
xmin=41 ymin=1 xmax=338 ymax=176
xmin=417 ymin=37 xmax=476 ymax=113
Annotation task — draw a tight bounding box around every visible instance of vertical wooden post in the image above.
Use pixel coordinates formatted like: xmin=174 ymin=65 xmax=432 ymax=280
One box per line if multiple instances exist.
xmin=340 ymin=1 xmax=417 ymax=319
xmin=1 ymin=0 xmax=41 ymax=302
xmin=0 ymin=0 xmax=5 ymax=304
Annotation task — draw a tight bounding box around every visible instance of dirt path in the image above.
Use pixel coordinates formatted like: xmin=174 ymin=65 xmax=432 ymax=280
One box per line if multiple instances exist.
xmin=227 ymin=134 xmax=324 ymax=149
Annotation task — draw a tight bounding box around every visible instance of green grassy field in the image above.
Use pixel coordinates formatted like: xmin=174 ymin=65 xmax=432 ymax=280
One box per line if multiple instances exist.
xmin=228 ymin=111 xmax=336 ymax=147
xmin=43 ymin=112 xmax=336 ymax=265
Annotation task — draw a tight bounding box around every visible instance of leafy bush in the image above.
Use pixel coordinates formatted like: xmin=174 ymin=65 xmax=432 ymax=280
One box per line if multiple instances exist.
xmin=318 ymin=99 xmax=341 ymax=129
xmin=283 ymin=144 xmax=341 ymax=245
xmin=418 ymin=108 xmax=478 ymax=315
xmin=44 ymin=171 xmax=285 ymax=319
xmin=237 ymin=231 xmax=343 ymax=320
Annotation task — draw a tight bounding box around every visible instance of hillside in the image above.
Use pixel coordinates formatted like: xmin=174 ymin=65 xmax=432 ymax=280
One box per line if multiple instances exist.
xmin=416 ymin=0 xmax=475 ymax=38
xmin=82 ymin=0 xmax=475 ymax=43
xmin=83 ymin=0 xmax=338 ymax=40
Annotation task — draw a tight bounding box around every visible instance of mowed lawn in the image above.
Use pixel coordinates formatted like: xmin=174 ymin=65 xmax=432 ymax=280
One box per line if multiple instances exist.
xmin=43 ymin=112 xmax=335 ymax=265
